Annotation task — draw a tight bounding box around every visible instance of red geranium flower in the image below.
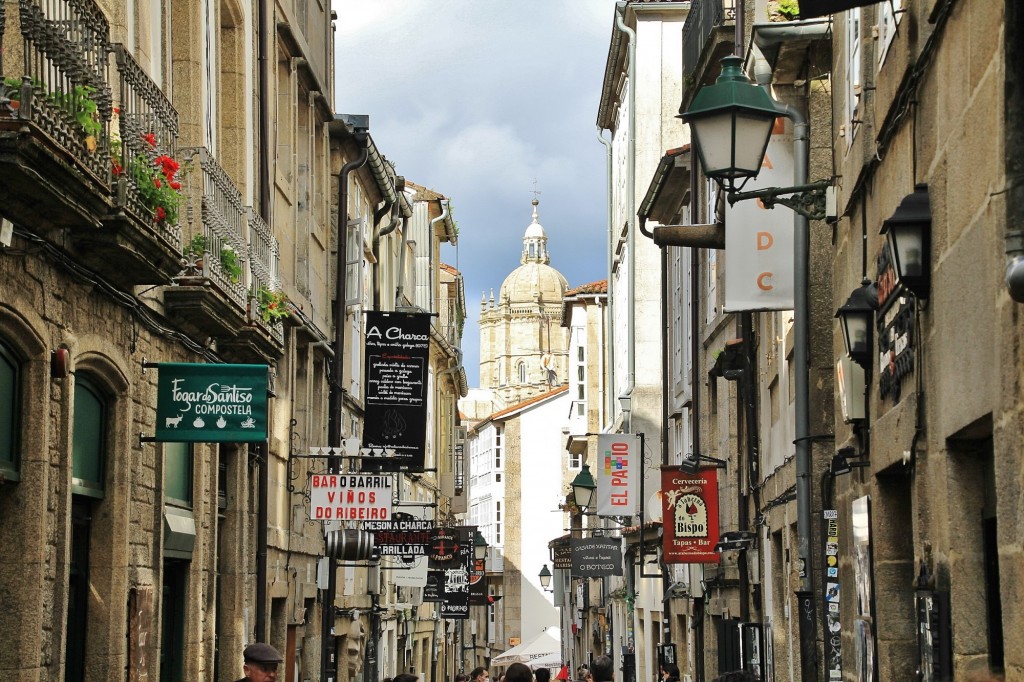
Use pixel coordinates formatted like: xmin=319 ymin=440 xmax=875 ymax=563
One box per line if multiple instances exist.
xmin=113 ymin=106 xmax=121 ymax=114
xmin=112 ymin=161 xmax=123 ymax=176
xmin=142 ymin=132 xmax=157 ymax=147
xmin=169 ymin=181 xmax=181 ymax=191
xmin=153 ymin=177 xmax=162 ymax=189
xmin=155 ymin=206 xmax=166 ymax=222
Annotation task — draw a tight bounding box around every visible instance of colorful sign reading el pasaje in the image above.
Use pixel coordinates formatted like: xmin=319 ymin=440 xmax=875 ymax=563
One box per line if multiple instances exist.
xmin=155 ymin=363 xmax=268 ymax=442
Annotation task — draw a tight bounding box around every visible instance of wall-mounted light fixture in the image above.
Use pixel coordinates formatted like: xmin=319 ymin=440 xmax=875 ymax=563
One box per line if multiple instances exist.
xmin=538 ymin=564 xmax=553 ymax=592
xmin=473 ymin=530 xmax=488 ymax=561
xmin=881 ymin=184 xmax=932 ymax=299
xmin=679 ymin=454 xmax=727 ymax=474
xmin=714 ymin=530 xmax=757 ymax=553
xmin=835 ymin=278 xmax=878 ymax=370
xmin=570 ymin=464 xmax=597 ymax=512
xmin=829 ymin=446 xmax=869 ymax=476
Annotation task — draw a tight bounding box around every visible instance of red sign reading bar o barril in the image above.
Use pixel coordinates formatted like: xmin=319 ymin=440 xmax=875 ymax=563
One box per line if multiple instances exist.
xmin=661 ymin=466 xmax=720 ymax=564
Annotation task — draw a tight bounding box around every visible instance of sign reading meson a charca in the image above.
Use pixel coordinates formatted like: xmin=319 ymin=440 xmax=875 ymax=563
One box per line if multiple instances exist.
xmin=155 ymin=363 xmax=268 ymax=442
xmin=361 ymin=311 xmax=431 ymax=472
xmin=661 ymin=466 xmax=720 ymax=564
xmin=363 ymin=517 xmax=433 ymax=556
xmin=308 ymin=474 xmax=392 ymax=521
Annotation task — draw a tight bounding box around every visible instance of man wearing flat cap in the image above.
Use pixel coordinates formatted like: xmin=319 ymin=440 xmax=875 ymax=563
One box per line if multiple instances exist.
xmin=239 ymin=642 xmax=283 ymax=681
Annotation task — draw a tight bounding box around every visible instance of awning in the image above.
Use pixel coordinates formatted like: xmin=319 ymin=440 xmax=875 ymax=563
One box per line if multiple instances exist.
xmin=491 ymin=627 xmax=561 ymax=669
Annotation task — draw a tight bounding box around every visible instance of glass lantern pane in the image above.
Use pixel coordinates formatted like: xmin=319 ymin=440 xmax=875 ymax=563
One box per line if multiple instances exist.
xmin=691 ymin=113 xmax=741 ymax=177
xmin=733 ymin=113 xmax=777 ymax=175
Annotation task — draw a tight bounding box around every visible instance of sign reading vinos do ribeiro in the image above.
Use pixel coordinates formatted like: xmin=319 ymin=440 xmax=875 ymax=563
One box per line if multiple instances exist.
xmin=155 ymin=363 xmax=268 ymax=442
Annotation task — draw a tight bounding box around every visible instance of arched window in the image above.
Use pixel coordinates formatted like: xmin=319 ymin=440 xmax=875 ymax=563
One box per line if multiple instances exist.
xmin=72 ymin=376 xmax=107 ymax=498
xmin=517 ymin=362 xmax=526 ymax=384
xmin=0 ymin=339 xmax=20 ymax=477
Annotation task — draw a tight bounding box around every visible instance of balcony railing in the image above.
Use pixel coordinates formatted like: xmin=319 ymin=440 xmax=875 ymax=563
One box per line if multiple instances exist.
xmin=179 ymin=146 xmax=249 ymax=311
xmin=245 ymin=207 xmax=284 ymax=344
xmin=110 ymin=43 xmax=180 ymax=251
xmin=682 ymin=0 xmax=736 ymax=80
xmin=8 ymin=0 xmax=113 ymax=182
xmin=434 ymin=296 xmax=464 ymax=348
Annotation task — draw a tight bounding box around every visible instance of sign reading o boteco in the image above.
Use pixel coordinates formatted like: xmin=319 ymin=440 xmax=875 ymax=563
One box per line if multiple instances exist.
xmin=155 ymin=363 xmax=268 ymax=442
xmin=571 ymin=537 xmax=623 ymax=577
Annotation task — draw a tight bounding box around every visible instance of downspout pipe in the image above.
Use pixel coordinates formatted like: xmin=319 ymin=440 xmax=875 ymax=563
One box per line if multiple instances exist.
xmin=615 ymin=1 xmax=637 ymax=428
xmin=597 ymin=128 xmax=614 ymax=423
xmin=754 ymin=47 xmax=815 ymax=612
xmin=323 ymin=129 xmax=368 ymax=682
xmin=373 ymin=201 xmax=401 ymax=310
xmin=420 ymin=200 xmax=450 ymax=312
xmin=256 ymin=0 xmax=271 ymax=644
xmin=395 ymin=214 xmax=412 ymax=308
xmin=1006 ymin=0 xmax=1024 ymax=302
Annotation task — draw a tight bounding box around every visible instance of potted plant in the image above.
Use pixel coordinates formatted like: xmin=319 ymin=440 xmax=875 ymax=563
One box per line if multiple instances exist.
xmin=117 ymin=132 xmax=183 ymax=227
xmin=255 ymin=286 xmax=289 ymax=323
xmin=183 ymin=234 xmax=243 ymax=284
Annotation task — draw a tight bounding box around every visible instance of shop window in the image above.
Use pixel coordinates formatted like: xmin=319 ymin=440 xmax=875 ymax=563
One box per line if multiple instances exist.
xmin=72 ymin=376 xmax=107 ymax=498
xmin=164 ymin=442 xmax=193 ymax=507
xmin=0 ymin=339 xmax=21 ymax=478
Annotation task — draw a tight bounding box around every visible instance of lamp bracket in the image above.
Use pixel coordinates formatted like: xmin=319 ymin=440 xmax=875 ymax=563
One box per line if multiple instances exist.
xmin=728 ymin=180 xmax=832 ymax=221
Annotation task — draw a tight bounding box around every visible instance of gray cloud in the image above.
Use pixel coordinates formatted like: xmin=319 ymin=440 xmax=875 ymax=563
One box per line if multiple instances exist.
xmin=335 ymin=0 xmax=619 ymax=386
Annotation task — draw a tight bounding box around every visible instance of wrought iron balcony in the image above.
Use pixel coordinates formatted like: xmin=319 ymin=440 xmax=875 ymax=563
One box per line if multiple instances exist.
xmin=166 ymin=147 xmax=283 ymax=361
xmin=681 ymin=0 xmax=737 ymax=104
xmin=0 ymin=0 xmax=114 ymax=232
xmin=77 ymin=44 xmax=184 ymax=284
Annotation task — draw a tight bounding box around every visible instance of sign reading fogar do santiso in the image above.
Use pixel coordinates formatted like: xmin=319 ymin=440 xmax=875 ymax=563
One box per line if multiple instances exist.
xmin=155 ymin=363 xmax=268 ymax=442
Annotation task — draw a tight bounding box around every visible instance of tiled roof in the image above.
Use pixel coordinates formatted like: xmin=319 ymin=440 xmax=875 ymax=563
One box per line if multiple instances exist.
xmin=487 ymin=385 xmax=569 ymax=421
xmin=406 ymin=180 xmax=446 ymax=202
xmin=440 ymin=262 xmax=460 ymax=275
xmin=566 ymin=280 xmax=608 ymax=296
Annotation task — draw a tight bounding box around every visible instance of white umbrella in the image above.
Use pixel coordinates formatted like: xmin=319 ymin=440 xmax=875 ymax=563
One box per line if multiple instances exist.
xmin=491 ymin=627 xmax=561 ymax=667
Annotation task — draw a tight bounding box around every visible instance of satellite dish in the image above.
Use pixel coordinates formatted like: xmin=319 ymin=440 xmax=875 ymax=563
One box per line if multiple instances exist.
xmin=647 ymin=491 xmax=664 ymax=523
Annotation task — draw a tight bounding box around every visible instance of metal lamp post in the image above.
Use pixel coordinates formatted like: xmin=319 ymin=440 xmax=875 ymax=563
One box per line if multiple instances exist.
xmin=681 ymin=54 xmax=830 ymax=681
xmin=570 ymin=464 xmax=597 ymax=512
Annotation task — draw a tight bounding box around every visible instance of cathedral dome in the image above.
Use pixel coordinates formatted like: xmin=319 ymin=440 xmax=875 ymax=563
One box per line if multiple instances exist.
xmin=498 ymin=199 xmax=568 ymax=305
xmin=499 ymin=262 xmax=569 ymax=305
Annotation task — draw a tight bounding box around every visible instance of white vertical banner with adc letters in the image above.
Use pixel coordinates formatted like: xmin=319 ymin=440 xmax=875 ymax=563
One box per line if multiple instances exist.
xmin=725 ymin=118 xmax=796 ymax=311
xmin=596 ymin=433 xmax=639 ymax=517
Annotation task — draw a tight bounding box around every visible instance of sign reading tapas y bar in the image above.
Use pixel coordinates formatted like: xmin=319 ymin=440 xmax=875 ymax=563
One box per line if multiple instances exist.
xmin=661 ymin=466 xmax=720 ymax=564
xmin=361 ymin=311 xmax=431 ymax=472
xmin=155 ymin=363 xmax=268 ymax=442
xmin=308 ymin=474 xmax=392 ymax=521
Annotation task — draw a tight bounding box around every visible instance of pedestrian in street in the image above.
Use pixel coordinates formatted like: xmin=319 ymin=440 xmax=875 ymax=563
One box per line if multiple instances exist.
xmin=591 ymin=656 xmax=613 ymax=682
xmin=471 ymin=667 xmax=490 ymax=682
xmin=504 ymin=663 xmax=533 ymax=682
xmin=455 ymin=674 xmax=468 ymax=682
xmin=660 ymin=663 xmax=680 ymax=682
xmin=238 ymin=642 xmax=283 ymax=681
xmin=394 ymin=674 xmax=418 ymax=682
xmin=575 ymin=664 xmax=589 ymax=682
xmin=536 ymin=667 xmax=551 ymax=682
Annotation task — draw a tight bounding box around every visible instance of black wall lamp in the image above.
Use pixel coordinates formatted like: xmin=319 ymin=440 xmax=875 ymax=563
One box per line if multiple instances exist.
xmin=679 ymin=454 xmax=727 ymax=474
xmin=881 ymin=184 xmax=932 ymax=299
xmin=714 ymin=530 xmax=756 ymax=553
xmin=829 ymin=446 xmax=869 ymax=476
xmin=835 ymin=278 xmax=878 ymax=370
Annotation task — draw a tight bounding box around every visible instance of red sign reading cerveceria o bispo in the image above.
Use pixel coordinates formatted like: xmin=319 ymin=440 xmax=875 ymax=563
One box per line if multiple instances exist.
xmin=661 ymin=466 xmax=720 ymax=564
xmin=308 ymin=474 xmax=392 ymax=521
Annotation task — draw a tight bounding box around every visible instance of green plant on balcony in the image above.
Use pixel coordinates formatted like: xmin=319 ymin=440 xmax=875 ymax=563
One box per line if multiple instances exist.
xmin=768 ymin=0 xmax=800 ymax=21
xmin=113 ymin=133 xmax=184 ymax=227
xmin=255 ymin=286 xmax=289 ymax=323
xmin=183 ymin=233 xmax=243 ymax=283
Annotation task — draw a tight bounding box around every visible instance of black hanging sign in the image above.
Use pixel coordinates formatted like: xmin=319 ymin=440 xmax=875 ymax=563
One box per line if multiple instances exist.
xmin=361 ymin=311 xmax=431 ymax=472
xmin=428 ymin=527 xmax=462 ymax=568
xmin=439 ymin=526 xmax=475 ymax=619
xmin=571 ymin=537 xmax=623 ymax=577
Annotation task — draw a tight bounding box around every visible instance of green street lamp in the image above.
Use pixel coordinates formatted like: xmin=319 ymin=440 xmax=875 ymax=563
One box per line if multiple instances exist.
xmin=538 ymin=564 xmax=553 ymax=592
xmin=678 ymin=56 xmax=779 ymax=193
xmin=570 ymin=464 xmax=597 ymax=512
xmin=473 ymin=530 xmax=488 ymax=561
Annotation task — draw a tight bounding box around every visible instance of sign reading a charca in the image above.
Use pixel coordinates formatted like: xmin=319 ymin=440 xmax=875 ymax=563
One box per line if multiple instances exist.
xmin=155 ymin=363 xmax=268 ymax=442
xmin=361 ymin=311 xmax=431 ymax=472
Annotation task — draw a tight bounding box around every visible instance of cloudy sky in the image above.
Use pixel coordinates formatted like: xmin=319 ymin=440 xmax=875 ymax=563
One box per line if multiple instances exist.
xmin=334 ymin=1 xmax=620 ymax=386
